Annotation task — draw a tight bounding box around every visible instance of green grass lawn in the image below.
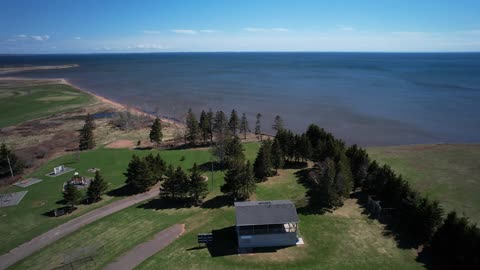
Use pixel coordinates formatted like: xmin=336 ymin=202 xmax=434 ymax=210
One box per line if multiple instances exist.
xmin=0 ymin=83 xmax=95 ymax=128
xmin=0 ymin=142 xmax=260 ymax=255
xmin=9 ymin=142 xmax=423 ymax=270
xmin=367 ymin=144 xmax=480 ymax=223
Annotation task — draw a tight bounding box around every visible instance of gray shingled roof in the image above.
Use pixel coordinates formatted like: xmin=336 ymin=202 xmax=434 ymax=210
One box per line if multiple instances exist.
xmin=234 ymin=200 xmax=299 ymax=226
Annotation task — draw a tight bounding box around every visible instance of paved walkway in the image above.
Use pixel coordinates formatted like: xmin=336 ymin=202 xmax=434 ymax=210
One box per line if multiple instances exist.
xmin=0 ymin=186 xmax=160 ymax=270
xmin=103 ymin=224 xmax=185 ymax=270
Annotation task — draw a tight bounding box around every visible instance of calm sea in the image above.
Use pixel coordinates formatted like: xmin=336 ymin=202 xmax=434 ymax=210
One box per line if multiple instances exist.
xmin=1 ymin=52 xmax=479 ymax=146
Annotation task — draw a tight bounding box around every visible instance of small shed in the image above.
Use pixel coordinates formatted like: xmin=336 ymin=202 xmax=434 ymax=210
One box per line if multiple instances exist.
xmin=235 ymin=200 xmax=299 ymax=248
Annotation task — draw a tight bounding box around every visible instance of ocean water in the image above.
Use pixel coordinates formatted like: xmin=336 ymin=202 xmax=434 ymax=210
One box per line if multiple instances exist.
xmin=1 ymin=52 xmax=479 ymax=146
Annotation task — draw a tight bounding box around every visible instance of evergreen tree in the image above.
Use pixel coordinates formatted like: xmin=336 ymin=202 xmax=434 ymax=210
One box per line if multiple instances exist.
xmin=124 ymin=155 xmax=156 ymax=193
xmin=160 ymin=166 xmax=189 ymax=200
xmin=271 ymin=138 xmax=284 ymax=174
xmin=85 ymin=113 xmax=95 ymax=130
xmin=0 ymin=143 xmax=24 ymax=178
xmin=224 ymin=136 xmax=245 ymax=168
xmin=221 ymin=161 xmax=255 ymax=201
xmin=272 ymin=115 xmax=284 ymax=132
xmin=185 ymin=108 xmax=199 ymax=144
xmin=253 ymin=140 xmax=274 ymax=181
xmin=87 ymin=171 xmax=108 ymax=203
xmin=199 ymin=110 xmax=210 ymax=144
xmin=213 ymin=110 xmax=228 ymax=140
xmin=239 ymin=112 xmax=250 ymax=140
xmin=255 ymin=113 xmax=262 ymax=141
xmin=207 ymin=109 xmax=214 ymax=142
xmin=228 ymin=109 xmax=240 ymax=136
xmin=144 ymin=153 xmax=166 ymax=181
xmin=149 ymin=117 xmax=163 ymax=145
xmin=79 ymin=120 xmax=95 ymax=151
xmin=63 ymin=181 xmax=82 ymax=208
xmin=188 ymin=163 xmax=208 ymax=205
xmin=346 ymin=144 xmax=370 ymax=189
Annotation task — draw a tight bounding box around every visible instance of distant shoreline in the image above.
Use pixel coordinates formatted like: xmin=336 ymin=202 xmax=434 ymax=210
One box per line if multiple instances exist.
xmin=0 ymin=64 xmax=79 ymax=75
xmin=0 ymin=76 xmax=181 ymax=126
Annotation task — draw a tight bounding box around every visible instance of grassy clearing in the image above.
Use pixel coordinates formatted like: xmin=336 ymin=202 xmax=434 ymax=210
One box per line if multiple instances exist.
xmin=0 ymin=142 xmax=260 ymax=255
xmin=0 ymin=83 xmax=95 ymax=128
xmin=367 ymin=144 xmax=480 ymax=223
xmin=10 ymin=145 xmax=422 ymax=270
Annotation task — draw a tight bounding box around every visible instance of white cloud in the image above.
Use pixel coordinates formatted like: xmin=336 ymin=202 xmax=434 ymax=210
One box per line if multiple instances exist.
xmin=170 ymin=29 xmax=197 ymax=34
xmin=272 ymin=28 xmax=289 ymax=32
xmin=130 ymin=44 xmax=165 ymax=49
xmin=244 ymin=27 xmax=289 ymax=32
xmin=17 ymin=34 xmax=27 ymax=38
xmin=200 ymin=29 xmax=217 ymax=33
xmin=142 ymin=30 xmax=162 ymax=34
xmin=74 ymin=37 xmax=81 ymax=40
xmin=337 ymin=25 xmax=355 ymax=31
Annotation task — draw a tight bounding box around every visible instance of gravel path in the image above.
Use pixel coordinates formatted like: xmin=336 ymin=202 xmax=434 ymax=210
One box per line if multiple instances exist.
xmin=103 ymin=224 xmax=185 ymax=270
xmin=0 ymin=186 xmax=160 ymax=270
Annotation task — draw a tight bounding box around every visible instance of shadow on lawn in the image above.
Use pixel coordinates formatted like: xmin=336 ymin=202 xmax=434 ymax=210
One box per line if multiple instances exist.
xmin=201 ymin=195 xmax=231 ymax=209
xmin=137 ymin=198 xmax=193 ymax=210
xmin=106 ymin=185 xmax=135 ymax=197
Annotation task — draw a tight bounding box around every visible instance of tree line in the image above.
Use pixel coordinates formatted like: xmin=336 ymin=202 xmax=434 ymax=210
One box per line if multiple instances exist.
xmin=287 ymin=123 xmax=479 ymax=269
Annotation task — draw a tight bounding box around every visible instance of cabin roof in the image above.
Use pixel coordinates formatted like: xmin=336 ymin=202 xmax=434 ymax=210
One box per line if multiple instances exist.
xmin=234 ymin=200 xmax=299 ymax=226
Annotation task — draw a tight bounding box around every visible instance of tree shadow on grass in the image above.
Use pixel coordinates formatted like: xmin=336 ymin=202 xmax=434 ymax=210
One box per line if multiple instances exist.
xmin=201 ymin=195 xmax=232 ymax=209
xmin=198 ymin=161 xmax=223 ymax=172
xmin=283 ymin=161 xmax=308 ymax=169
xmin=137 ymin=197 xmax=192 ymax=210
xmin=106 ymin=185 xmax=135 ymax=198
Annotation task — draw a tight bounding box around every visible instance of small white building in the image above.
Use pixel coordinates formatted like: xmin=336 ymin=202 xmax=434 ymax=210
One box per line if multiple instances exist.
xmin=235 ymin=200 xmax=299 ymax=249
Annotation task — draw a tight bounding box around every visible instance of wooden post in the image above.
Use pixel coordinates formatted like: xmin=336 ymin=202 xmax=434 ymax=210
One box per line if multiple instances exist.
xmin=6 ymin=154 xmax=14 ymax=178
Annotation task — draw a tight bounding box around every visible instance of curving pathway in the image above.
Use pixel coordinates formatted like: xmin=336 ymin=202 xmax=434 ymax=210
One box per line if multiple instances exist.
xmin=103 ymin=224 xmax=185 ymax=270
xmin=0 ymin=186 xmax=160 ymax=270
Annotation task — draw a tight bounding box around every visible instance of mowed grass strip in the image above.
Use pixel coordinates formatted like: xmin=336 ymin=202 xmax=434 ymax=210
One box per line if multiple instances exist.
xmin=0 ymin=143 xmax=260 ymax=255
xmin=367 ymin=144 xmax=480 ymax=223
xmin=0 ymin=83 xmax=95 ymax=128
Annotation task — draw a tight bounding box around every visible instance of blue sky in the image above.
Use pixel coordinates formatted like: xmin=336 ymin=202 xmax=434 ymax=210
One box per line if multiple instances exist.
xmin=1 ymin=0 xmax=480 ymax=53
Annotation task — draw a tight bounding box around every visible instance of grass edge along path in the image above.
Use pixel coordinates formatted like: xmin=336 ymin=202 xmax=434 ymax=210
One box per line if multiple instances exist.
xmin=0 ymin=184 xmax=160 ymax=270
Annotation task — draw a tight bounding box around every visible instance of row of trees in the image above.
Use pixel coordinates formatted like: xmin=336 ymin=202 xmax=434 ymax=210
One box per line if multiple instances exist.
xmin=124 ymin=153 xmax=166 ymax=193
xmin=160 ymin=163 xmax=208 ymax=205
xmin=185 ymin=109 xmax=251 ymax=145
xmin=346 ymin=144 xmax=479 ymax=268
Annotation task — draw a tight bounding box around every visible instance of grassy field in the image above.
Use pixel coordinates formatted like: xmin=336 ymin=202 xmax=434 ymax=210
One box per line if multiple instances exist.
xmin=367 ymin=144 xmax=480 ymax=223
xmin=9 ymin=144 xmax=423 ymax=270
xmin=0 ymin=143 xmax=259 ymax=255
xmin=0 ymin=82 xmax=95 ymax=128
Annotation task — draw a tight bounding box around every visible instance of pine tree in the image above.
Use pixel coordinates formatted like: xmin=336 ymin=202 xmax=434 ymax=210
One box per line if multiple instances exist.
xmin=79 ymin=120 xmax=95 ymax=151
xmin=85 ymin=113 xmax=95 ymax=130
xmin=224 ymin=136 xmax=245 ymax=166
xmin=160 ymin=166 xmax=189 ymax=201
xmin=199 ymin=110 xmax=210 ymax=144
xmin=239 ymin=113 xmax=250 ymax=140
xmin=149 ymin=117 xmax=163 ymax=145
xmin=124 ymin=155 xmax=156 ymax=193
xmin=253 ymin=140 xmax=274 ymax=181
xmin=221 ymin=161 xmax=255 ymax=201
xmin=207 ymin=109 xmax=214 ymax=142
xmin=188 ymin=163 xmax=208 ymax=205
xmin=63 ymin=181 xmax=82 ymax=208
xmin=272 ymin=115 xmax=284 ymax=132
xmin=185 ymin=108 xmax=199 ymax=144
xmin=271 ymin=138 xmax=284 ymax=174
xmin=228 ymin=109 xmax=240 ymax=136
xmin=255 ymin=113 xmax=262 ymax=141
xmin=346 ymin=144 xmax=370 ymax=189
xmin=213 ymin=110 xmax=228 ymax=140
xmin=144 ymin=153 xmax=166 ymax=181
xmin=0 ymin=143 xmax=24 ymax=178
xmin=87 ymin=171 xmax=108 ymax=203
